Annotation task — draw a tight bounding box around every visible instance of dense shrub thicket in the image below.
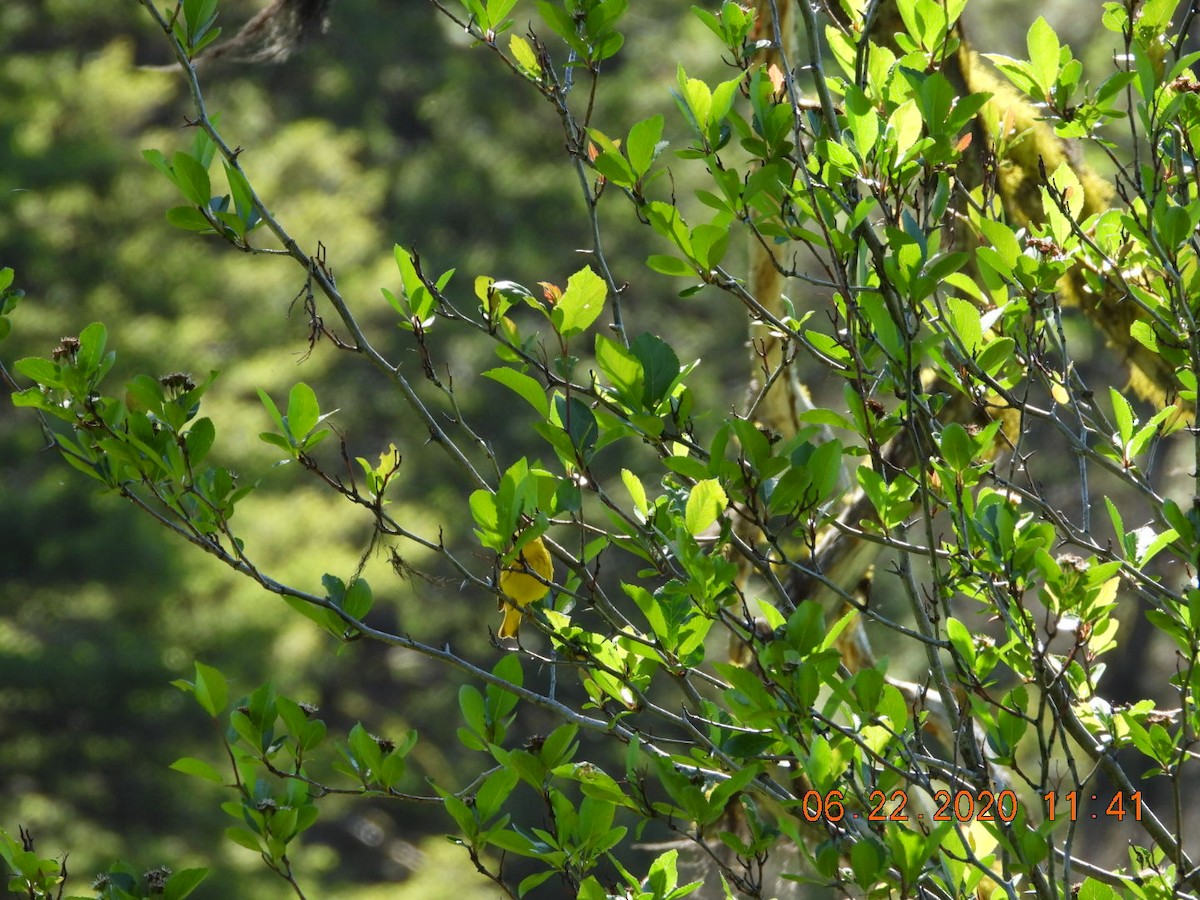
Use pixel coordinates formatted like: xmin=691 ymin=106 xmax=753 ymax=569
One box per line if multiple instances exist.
xmin=4 ymin=0 xmax=1200 ymax=898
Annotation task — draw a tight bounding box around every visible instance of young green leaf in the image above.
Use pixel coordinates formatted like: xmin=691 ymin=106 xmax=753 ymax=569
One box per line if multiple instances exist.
xmin=552 ymin=267 xmax=607 ymax=339
xmin=192 ymin=661 xmax=228 ymax=717
xmin=685 ymin=479 xmax=727 ymax=535
xmin=483 ymin=367 xmax=549 ymax=416
xmin=1026 ymin=16 xmax=1061 ymax=98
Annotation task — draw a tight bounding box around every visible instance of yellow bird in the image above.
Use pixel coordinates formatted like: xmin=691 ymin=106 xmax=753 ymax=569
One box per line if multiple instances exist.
xmin=497 ymin=535 xmax=553 ymax=639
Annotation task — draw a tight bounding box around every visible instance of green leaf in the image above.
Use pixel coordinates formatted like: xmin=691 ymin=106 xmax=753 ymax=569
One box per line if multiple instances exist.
xmin=1026 ymin=16 xmax=1060 ymax=98
xmin=850 ymin=838 xmax=883 ymax=887
xmin=674 ymin=65 xmax=713 ymax=133
xmin=192 ymin=661 xmax=228 ymax=717
xmin=76 ymin=321 xmax=109 ymax=375
xmin=911 ymin=71 xmax=955 ymax=135
xmin=646 ymin=254 xmax=696 ymax=277
xmin=259 ymin=432 xmax=292 ymax=453
xmin=540 ymin=722 xmax=579 ymax=768
xmin=14 ymin=357 xmax=61 ymax=387
xmin=976 ymin=336 xmax=1016 ymax=378
xmin=164 ymin=868 xmax=209 ymax=900
xmin=182 ymin=0 xmax=219 ymax=46
xmin=517 ymin=870 xmax=557 ymax=895
xmin=393 ymin=244 xmax=437 ymax=321
xmin=1077 ymin=878 xmax=1119 ymax=900
xmin=689 ymin=221 xmax=730 ymax=270
xmin=783 ymin=601 xmax=824 ymax=659
xmin=631 ymin=333 xmax=680 ymax=409
xmin=458 ymin=685 xmax=487 ymax=750
xmin=349 ymin=722 xmax=385 ymax=782
xmin=486 ymin=0 xmax=518 ymax=26
xmin=552 ymin=266 xmax=607 ymax=338
xmin=944 ymin=297 xmax=983 ymax=354
xmin=482 ymin=368 xmax=548 ymax=416
xmin=945 ymin=617 xmax=976 ymax=669
xmin=188 ymin=122 xmax=218 ymax=169
xmin=807 ymin=437 xmax=842 ymax=494
xmin=1129 ymin=319 xmax=1159 ymax=354
xmin=627 ymin=114 xmax=665 ymax=177
xmin=509 ymin=34 xmax=542 ymax=77
xmin=887 ymin=99 xmax=923 ymax=159
xmin=125 ymin=373 xmax=165 ymax=413
xmin=977 ymin=217 xmax=1021 ymax=272
xmin=167 ymin=206 xmax=215 ymax=232
xmin=592 ymin=147 xmax=637 ymax=187
xmin=475 ymin=767 xmax=519 ymax=822
xmin=843 ymin=86 xmax=880 ymax=152
xmin=645 ymin=200 xmax=692 ymax=253
xmin=170 ymin=757 xmax=226 ymax=784
xmin=287 ymin=382 xmax=320 ymax=439
xmin=595 ymin=335 xmax=644 ymax=408
xmin=621 ymin=468 xmax=648 ymax=516
xmin=1048 ymin=160 xmax=1084 ymax=221
xmin=258 ymin=387 xmax=287 ymax=434
xmin=469 ymin=489 xmax=504 ymax=549
xmin=722 ymin=730 xmax=777 ymax=758
xmin=818 ymin=139 xmax=858 ymax=175
xmin=1139 ymin=0 xmax=1181 ymax=29
xmin=685 ymin=478 xmax=727 ymax=535
xmin=536 ymin=1 xmax=588 ymax=55
xmin=556 ymin=395 xmax=599 ymax=459
xmin=225 ymin=826 xmax=262 ymax=852
xmin=940 ymin=422 xmax=973 ymax=472
xmin=224 ymin=162 xmax=259 ymax=228
xmin=342 ymin=578 xmax=374 ymax=620
xmin=172 ymin=151 xmax=211 ymax=206
xmin=185 ymin=417 xmax=216 ymax=466
xmin=491 ymin=652 xmax=526 ymax=700
xmin=143 ymin=147 xmax=173 ymax=180
xmin=981 ymin=54 xmax=1039 ymax=97
xmin=1109 ymin=387 xmax=1135 ymax=445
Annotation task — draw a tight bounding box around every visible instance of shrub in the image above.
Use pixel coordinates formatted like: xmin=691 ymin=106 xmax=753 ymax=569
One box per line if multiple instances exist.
xmin=5 ymin=0 xmax=1200 ymax=897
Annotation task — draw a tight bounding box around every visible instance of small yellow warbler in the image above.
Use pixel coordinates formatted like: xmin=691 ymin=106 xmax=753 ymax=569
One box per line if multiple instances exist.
xmin=497 ymin=535 xmax=553 ymax=639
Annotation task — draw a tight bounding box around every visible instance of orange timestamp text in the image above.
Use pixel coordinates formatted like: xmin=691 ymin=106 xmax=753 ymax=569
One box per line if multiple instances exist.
xmin=798 ymin=788 xmax=1020 ymax=824
xmin=1042 ymin=791 xmax=1142 ymax=821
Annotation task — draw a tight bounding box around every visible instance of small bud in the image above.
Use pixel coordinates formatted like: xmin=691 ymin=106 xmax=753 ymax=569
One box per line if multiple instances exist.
xmin=143 ymin=866 xmax=171 ymax=893
xmin=52 ymin=336 xmax=81 ymax=362
xmin=372 ymin=733 xmax=395 ymax=754
xmin=159 ymin=372 xmax=196 ymax=395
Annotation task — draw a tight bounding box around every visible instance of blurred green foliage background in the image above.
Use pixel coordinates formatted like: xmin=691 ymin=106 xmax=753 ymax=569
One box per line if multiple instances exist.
xmin=0 ymin=0 xmax=1172 ymax=896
